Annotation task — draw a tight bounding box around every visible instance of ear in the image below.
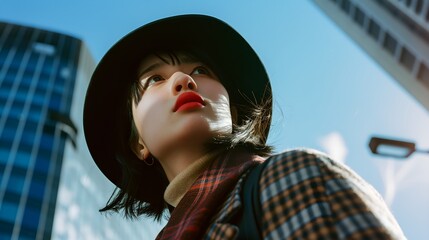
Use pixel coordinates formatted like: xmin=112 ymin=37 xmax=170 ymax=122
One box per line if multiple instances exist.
xmin=230 ymin=106 xmax=238 ymax=124
xmin=131 ymin=138 xmax=150 ymax=160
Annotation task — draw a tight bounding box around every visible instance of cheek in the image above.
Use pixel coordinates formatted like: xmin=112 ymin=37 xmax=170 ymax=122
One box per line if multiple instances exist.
xmin=211 ymin=94 xmax=231 ymax=118
xmin=203 ymin=81 xmax=230 ymax=103
xmin=203 ymin=83 xmax=233 ymax=132
xmin=213 ymin=86 xmax=230 ymax=112
xmin=132 ymin=94 xmax=167 ymax=143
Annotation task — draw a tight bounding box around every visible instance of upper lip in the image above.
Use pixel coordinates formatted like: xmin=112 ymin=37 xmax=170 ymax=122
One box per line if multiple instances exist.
xmin=173 ymin=91 xmax=205 ymax=112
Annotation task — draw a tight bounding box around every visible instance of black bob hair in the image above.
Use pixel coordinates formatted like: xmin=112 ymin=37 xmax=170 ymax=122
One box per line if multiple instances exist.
xmin=99 ymin=50 xmax=273 ymax=221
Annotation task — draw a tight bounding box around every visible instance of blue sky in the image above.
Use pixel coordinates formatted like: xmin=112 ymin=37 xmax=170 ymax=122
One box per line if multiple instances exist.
xmin=2 ymin=0 xmax=429 ymax=239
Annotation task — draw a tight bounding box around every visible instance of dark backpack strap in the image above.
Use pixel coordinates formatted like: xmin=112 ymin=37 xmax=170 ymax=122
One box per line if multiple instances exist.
xmin=237 ymin=159 xmax=270 ymax=240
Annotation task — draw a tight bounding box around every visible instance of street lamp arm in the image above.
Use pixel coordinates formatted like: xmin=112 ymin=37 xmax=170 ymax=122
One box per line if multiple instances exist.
xmin=413 ymin=148 xmax=429 ymax=154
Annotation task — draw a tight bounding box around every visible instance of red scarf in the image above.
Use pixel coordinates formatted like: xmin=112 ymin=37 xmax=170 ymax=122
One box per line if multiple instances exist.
xmin=156 ymin=150 xmax=262 ymax=239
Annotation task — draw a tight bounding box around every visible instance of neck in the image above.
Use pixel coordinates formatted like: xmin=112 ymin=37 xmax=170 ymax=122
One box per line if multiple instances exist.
xmin=163 ymin=150 xmax=222 ymax=207
xmin=157 ymin=145 xmax=212 ymax=182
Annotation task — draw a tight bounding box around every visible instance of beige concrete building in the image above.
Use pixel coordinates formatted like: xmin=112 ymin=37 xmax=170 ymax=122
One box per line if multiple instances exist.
xmin=312 ymin=0 xmax=429 ymax=112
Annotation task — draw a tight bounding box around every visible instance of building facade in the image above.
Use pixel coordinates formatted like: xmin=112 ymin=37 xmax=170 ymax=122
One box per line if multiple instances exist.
xmin=0 ymin=22 xmax=163 ymax=240
xmin=312 ymin=0 xmax=429 ymax=112
xmin=0 ymin=22 xmax=81 ymax=239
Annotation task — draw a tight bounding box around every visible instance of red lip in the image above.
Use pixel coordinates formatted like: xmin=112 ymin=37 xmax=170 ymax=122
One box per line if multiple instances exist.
xmin=174 ymin=92 xmax=205 ymax=112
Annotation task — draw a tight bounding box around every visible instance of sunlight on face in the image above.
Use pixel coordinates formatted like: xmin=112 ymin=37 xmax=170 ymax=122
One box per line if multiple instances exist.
xmin=131 ymin=53 xmax=232 ymax=159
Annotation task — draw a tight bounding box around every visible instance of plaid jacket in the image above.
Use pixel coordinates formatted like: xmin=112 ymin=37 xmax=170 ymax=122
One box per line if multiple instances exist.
xmin=204 ymin=149 xmax=406 ymax=239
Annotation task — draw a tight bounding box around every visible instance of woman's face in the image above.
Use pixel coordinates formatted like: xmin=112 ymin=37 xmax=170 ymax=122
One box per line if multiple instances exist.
xmin=131 ymin=53 xmax=232 ymax=160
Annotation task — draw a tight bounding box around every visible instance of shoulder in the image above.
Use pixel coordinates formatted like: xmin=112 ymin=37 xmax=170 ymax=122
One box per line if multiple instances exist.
xmin=258 ymin=148 xmax=406 ymax=239
xmin=259 ymin=148 xmax=338 ymax=183
xmin=263 ymin=148 xmax=339 ymax=168
xmin=258 ymin=148 xmax=379 ymax=208
xmin=258 ymin=148 xmax=333 ymax=203
xmin=260 ymin=148 xmax=361 ymax=185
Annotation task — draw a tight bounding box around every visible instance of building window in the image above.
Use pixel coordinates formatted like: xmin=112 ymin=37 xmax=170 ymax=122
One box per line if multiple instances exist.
xmin=21 ymin=206 xmax=41 ymax=232
xmin=14 ymin=151 xmax=31 ymax=169
xmin=60 ymin=67 xmax=71 ymax=79
xmin=39 ymin=134 xmax=54 ymax=152
xmin=10 ymin=51 xmax=25 ymax=69
xmin=367 ymin=19 xmax=381 ymax=40
xmin=353 ymin=6 xmax=366 ymax=27
xmin=415 ymin=0 xmax=423 ymax=14
xmin=426 ymin=5 xmax=429 ymax=21
xmin=406 ymin=0 xmax=412 ymax=7
xmin=417 ymin=62 xmax=429 ymax=88
xmin=32 ymin=42 xmax=56 ymax=56
xmin=28 ymin=105 xmax=43 ymax=121
xmin=49 ymin=93 xmax=62 ymax=110
xmin=0 ymin=163 xmax=4 ymax=178
xmin=28 ymin=178 xmax=46 ymax=200
xmin=6 ymin=174 xmax=25 ymax=195
xmin=3 ymin=191 xmax=21 ymax=203
xmin=399 ymin=47 xmax=416 ymax=71
xmin=383 ymin=32 xmax=398 ymax=55
xmin=0 ymin=201 xmax=18 ymax=223
xmin=340 ymin=0 xmax=351 ymax=14
xmin=20 ymin=130 xmax=37 ymax=150
xmin=2 ymin=74 xmax=14 ymax=89
xmin=11 ymin=165 xmax=27 ymax=178
xmin=23 ymin=120 xmax=38 ymax=137
xmin=34 ymin=157 xmax=50 ymax=174
xmin=4 ymin=117 xmax=19 ymax=136
xmin=0 ymin=148 xmax=9 ymax=164
xmin=0 ymin=130 xmax=14 ymax=149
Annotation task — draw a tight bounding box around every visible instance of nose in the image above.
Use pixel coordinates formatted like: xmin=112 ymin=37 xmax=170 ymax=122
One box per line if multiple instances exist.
xmin=171 ymin=72 xmax=197 ymax=94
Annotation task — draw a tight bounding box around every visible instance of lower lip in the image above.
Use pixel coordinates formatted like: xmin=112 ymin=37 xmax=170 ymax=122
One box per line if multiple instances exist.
xmin=176 ymin=102 xmax=204 ymax=112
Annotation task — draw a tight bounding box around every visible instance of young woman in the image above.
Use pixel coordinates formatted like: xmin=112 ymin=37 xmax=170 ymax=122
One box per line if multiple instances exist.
xmin=83 ymin=14 xmax=405 ymax=239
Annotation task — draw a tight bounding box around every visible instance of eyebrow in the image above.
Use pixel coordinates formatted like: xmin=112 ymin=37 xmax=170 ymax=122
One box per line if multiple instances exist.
xmin=138 ymin=62 xmax=163 ymax=79
xmin=138 ymin=55 xmax=205 ymax=78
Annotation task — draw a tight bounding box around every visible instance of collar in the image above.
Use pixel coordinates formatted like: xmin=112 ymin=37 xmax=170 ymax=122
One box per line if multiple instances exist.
xmin=164 ymin=150 xmax=223 ymax=207
xmin=157 ymin=149 xmax=263 ymax=240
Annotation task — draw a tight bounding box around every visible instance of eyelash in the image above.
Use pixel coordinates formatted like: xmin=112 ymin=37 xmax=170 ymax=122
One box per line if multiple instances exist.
xmin=190 ymin=66 xmax=210 ymax=76
xmin=141 ymin=65 xmax=211 ymax=90
xmin=140 ymin=75 xmax=164 ymax=91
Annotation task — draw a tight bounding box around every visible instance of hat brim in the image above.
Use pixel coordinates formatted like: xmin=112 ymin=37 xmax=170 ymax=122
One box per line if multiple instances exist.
xmin=83 ymin=14 xmax=272 ymax=187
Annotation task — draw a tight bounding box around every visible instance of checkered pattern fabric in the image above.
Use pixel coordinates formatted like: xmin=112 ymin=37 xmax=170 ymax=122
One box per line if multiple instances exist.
xmin=158 ymin=149 xmax=406 ymax=239
xmin=156 ymin=150 xmax=263 ymax=240
xmin=257 ymin=149 xmax=404 ymax=239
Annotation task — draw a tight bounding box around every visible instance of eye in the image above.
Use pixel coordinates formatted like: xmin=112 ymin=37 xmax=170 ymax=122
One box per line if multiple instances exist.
xmin=141 ymin=75 xmax=164 ymax=89
xmin=191 ymin=66 xmax=210 ymax=76
xmin=147 ymin=75 xmax=164 ymax=84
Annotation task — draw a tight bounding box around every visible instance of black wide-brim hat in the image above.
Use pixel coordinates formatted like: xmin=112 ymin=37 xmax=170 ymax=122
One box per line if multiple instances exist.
xmin=84 ymin=14 xmax=272 ymax=187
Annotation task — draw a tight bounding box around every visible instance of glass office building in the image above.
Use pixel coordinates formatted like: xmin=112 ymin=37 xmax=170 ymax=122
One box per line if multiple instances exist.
xmin=0 ymin=22 xmax=163 ymax=239
xmin=312 ymin=0 xmax=429 ymax=112
xmin=0 ymin=21 xmax=80 ymax=239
